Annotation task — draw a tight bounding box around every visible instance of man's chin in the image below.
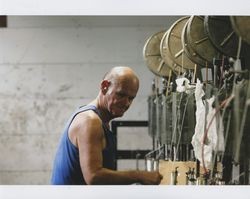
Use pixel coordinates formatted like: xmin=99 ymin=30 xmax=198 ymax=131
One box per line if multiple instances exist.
xmin=111 ymin=112 xmax=124 ymax=118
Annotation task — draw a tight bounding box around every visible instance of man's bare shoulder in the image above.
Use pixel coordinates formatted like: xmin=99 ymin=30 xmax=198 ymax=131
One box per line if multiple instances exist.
xmin=69 ymin=109 xmax=103 ymax=146
xmin=73 ymin=109 xmax=102 ymax=130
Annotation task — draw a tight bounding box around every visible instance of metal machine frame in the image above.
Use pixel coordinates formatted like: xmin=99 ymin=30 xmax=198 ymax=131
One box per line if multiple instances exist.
xmin=111 ymin=120 xmax=152 ymax=170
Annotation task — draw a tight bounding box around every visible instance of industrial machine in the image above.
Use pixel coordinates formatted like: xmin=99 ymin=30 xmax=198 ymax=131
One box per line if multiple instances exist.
xmin=143 ymin=16 xmax=250 ymax=185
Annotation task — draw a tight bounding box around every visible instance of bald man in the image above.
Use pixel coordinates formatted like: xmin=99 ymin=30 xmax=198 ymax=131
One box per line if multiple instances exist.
xmin=51 ymin=66 xmax=163 ymax=185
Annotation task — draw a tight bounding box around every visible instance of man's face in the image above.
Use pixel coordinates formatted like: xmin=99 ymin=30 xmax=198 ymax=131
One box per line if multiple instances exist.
xmin=105 ymin=79 xmax=138 ymax=118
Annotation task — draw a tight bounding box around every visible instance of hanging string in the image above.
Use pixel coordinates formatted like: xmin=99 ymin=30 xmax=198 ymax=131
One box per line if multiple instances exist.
xmin=219 ymin=55 xmax=225 ymax=88
xmin=220 ymin=99 xmax=233 ymax=165
xmin=192 ymin=64 xmax=197 ymax=84
xmin=205 ymin=61 xmax=208 ymax=85
xmin=236 ymin=37 xmax=242 ymax=60
xmin=170 ymin=92 xmax=183 ymax=170
xmin=166 ymin=70 xmax=172 ymax=96
xmin=181 ymin=49 xmax=184 ymax=75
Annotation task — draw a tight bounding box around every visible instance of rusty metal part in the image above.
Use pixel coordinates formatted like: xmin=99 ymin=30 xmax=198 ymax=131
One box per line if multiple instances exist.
xmin=186 ymin=16 xmax=221 ymax=65
xmin=143 ymin=30 xmax=172 ymax=77
xmin=160 ymin=16 xmax=195 ymax=72
xmin=230 ymin=16 xmax=250 ymax=45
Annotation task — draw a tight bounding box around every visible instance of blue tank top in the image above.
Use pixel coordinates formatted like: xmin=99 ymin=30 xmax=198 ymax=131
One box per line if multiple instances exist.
xmin=51 ymin=105 xmax=116 ymax=185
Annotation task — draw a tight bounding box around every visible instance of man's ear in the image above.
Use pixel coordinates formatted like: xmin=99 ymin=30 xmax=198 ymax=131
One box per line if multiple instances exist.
xmin=101 ymin=80 xmax=110 ymax=94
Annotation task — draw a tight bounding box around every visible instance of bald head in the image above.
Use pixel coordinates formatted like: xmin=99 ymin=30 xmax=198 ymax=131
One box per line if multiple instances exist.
xmin=103 ymin=66 xmax=139 ymax=82
xmin=98 ymin=66 xmax=139 ymax=119
xmin=103 ymin=66 xmax=139 ymax=86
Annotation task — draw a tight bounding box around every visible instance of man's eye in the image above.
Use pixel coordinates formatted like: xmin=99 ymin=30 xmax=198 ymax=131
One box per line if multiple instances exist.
xmin=116 ymin=93 xmax=125 ymax=97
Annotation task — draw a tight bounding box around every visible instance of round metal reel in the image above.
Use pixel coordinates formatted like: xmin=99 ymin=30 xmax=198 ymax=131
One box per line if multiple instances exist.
xmin=230 ymin=16 xmax=250 ymax=45
xmin=160 ymin=16 xmax=196 ymax=72
xmin=181 ymin=17 xmax=207 ymax=67
xmin=204 ymin=16 xmax=241 ymax=58
xmin=186 ymin=16 xmax=221 ymax=65
xmin=160 ymin=30 xmax=183 ymax=74
xmin=230 ymin=16 xmax=250 ymax=69
xmin=143 ymin=30 xmax=172 ymax=77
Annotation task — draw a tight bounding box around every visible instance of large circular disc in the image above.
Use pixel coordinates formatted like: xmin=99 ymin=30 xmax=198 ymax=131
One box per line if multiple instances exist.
xmin=204 ymin=16 xmax=240 ymax=58
xmin=143 ymin=30 xmax=172 ymax=77
xmin=181 ymin=17 xmax=207 ymax=67
xmin=160 ymin=16 xmax=196 ymax=72
xmin=230 ymin=16 xmax=250 ymax=45
xmin=186 ymin=16 xmax=221 ymax=65
xmin=160 ymin=30 xmax=184 ymax=74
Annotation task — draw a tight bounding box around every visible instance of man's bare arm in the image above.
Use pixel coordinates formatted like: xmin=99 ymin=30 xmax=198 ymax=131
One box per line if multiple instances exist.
xmin=74 ymin=112 xmax=162 ymax=185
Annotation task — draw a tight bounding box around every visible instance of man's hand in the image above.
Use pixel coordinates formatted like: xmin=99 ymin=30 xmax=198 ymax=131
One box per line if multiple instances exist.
xmin=138 ymin=171 xmax=163 ymax=185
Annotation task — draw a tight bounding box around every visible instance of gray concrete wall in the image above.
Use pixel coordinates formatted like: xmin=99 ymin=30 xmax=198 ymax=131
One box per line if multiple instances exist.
xmin=0 ymin=16 xmax=181 ymax=184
